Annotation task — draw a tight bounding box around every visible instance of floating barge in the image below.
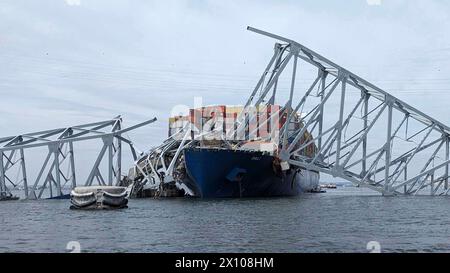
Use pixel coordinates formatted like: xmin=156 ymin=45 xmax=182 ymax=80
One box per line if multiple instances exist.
xmin=70 ymin=186 xmax=128 ymax=209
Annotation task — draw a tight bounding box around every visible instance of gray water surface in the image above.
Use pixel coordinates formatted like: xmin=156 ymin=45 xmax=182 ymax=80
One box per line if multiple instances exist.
xmin=1 ymin=186 xmax=450 ymax=253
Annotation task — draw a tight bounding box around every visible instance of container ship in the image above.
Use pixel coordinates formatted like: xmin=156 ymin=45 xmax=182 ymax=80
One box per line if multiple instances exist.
xmin=183 ymin=147 xmax=319 ymax=198
xmin=128 ymin=104 xmax=320 ymax=198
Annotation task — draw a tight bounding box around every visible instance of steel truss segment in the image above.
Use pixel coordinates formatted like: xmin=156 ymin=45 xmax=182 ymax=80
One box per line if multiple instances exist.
xmin=247 ymin=26 xmax=450 ymax=135
xmin=246 ymin=26 xmax=450 ymax=196
xmin=286 ymin=78 xmax=342 ymax=154
xmin=0 ymin=117 xmax=156 ymax=200
xmin=228 ymin=45 xmax=286 ymax=140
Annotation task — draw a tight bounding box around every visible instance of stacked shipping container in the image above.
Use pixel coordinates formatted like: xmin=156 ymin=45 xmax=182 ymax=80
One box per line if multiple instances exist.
xmin=168 ymin=105 xmax=316 ymax=157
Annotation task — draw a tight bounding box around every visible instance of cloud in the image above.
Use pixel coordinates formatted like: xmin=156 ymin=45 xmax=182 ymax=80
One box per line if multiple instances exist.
xmin=1 ymin=0 xmax=450 ymax=176
xmin=64 ymin=0 xmax=81 ymax=6
xmin=367 ymin=0 xmax=382 ymax=5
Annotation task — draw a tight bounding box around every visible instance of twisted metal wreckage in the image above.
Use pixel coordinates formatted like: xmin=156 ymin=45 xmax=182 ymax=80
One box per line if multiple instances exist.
xmin=3 ymin=27 xmax=450 ymax=200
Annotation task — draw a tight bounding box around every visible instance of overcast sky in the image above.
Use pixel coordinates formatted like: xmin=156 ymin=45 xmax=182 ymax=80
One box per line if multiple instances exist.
xmin=1 ymin=0 xmax=450 ymax=180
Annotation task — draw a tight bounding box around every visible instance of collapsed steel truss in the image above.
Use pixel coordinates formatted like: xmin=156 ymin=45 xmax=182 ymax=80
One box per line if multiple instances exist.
xmin=244 ymin=27 xmax=450 ymax=196
xmin=128 ymin=27 xmax=450 ymax=197
xmin=0 ymin=116 xmax=156 ymax=200
xmin=131 ymin=127 xmax=192 ymax=193
xmin=130 ymin=124 xmax=225 ymax=196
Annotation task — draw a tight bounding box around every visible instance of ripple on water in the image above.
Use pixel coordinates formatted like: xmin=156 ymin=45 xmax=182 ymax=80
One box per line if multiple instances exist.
xmin=1 ymin=187 xmax=450 ymax=252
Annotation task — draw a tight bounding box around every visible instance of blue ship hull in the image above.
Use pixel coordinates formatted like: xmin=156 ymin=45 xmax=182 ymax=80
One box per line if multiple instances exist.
xmin=183 ymin=148 xmax=319 ymax=198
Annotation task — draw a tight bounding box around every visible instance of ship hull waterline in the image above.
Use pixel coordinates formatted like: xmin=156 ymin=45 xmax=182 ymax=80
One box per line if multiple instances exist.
xmin=183 ymin=148 xmax=320 ymax=198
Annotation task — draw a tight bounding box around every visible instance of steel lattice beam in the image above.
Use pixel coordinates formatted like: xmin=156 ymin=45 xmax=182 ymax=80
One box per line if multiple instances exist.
xmin=0 ymin=116 xmax=156 ymax=200
xmin=242 ymin=26 xmax=450 ymax=196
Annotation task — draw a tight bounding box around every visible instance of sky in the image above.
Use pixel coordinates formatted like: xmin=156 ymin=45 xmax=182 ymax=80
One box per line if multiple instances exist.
xmin=1 ymin=0 xmax=450 ymax=182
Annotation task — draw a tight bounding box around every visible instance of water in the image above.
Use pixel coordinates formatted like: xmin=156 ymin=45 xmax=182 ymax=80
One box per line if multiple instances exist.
xmin=1 ymin=186 xmax=450 ymax=253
